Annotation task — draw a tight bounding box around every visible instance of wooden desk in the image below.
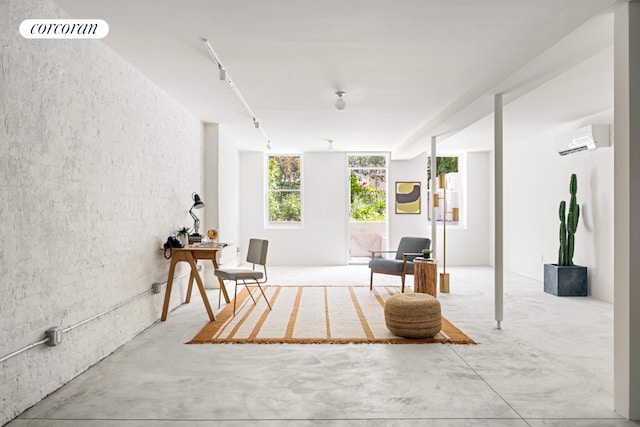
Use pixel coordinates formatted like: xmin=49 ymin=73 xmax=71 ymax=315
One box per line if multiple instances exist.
xmin=414 ymin=259 xmax=438 ymax=297
xmin=161 ymin=243 xmax=231 ymax=321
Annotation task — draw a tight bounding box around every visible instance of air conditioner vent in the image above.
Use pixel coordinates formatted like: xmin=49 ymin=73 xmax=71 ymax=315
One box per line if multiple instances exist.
xmin=556 ymin=124 xmax=610 ymax=156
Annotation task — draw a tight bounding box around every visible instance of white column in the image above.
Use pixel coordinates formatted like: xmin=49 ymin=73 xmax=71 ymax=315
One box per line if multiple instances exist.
xmin=430 ymin=136 xmax=437 ymax=260
xmin=614 ymin=2 xmax=640 ymax=420
xmin=494 ymin=94 xmax=504 ymax=330
xmin=203 ymin=123 xmax=220 ymax=288
xmin=203 ymin=123 xmax=220 ymax=233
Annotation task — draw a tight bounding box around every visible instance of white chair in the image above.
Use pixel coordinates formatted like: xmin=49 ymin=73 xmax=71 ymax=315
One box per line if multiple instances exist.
xmin=215 ymin=239 xmax=272 ymax=315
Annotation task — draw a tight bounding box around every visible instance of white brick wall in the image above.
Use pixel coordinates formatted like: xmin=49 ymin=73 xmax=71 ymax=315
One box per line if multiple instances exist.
xmin=0 ymin=0 xmax=204 ymax=423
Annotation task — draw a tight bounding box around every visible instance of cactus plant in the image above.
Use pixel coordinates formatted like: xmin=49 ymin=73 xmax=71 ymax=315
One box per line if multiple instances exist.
xmin=558 ymin=174 xmax=580 ymax=266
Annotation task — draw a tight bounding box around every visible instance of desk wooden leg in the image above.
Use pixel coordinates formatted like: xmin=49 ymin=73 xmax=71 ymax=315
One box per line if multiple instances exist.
xmin=161 ymin=258 xmax=178 ymax=321
xmin=187 ymin=257 xmax=215 ymax=321
xmin=185 ymin=270 xmax=196 ymax=303
xmin=212 ymin=259 xmax=230 ymax=304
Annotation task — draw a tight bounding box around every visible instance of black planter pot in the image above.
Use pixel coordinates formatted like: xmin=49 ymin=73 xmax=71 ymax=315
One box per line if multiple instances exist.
xmin=544 ymin=264 xmax=588 ymax=296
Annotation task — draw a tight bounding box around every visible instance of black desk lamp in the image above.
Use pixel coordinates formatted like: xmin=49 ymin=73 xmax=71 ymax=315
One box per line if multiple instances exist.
xmin=189 ymin=193 xmax=205 ymax=243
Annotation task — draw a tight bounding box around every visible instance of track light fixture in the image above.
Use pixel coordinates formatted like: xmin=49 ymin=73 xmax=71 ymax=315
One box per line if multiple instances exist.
xmin=335 ymin=91 xmax=346 ymax=110
xmin=327 ymin=139 xmax=334 ymax=151
xmin=202 ymin=38 xmax=272 ymax=150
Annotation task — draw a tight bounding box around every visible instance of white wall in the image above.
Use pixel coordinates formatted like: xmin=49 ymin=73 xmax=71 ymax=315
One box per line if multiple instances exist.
xmin=613 ymin=2 xmax=640 ymax=417
xmin=238 ymin=149 xmax=491 ymax=266
xmin=389 ymin=153 xmax=429 ymax=249
xmin=0 ymin=0 xmax=204 ymax=424
xmin=440 ymin=151 xmax=491 ymax=265
xmin=503 ymin=116 xmax=615 ymax=301
xmin=239 ymin=151 xmax=348 ymax=265
xmin=201 ymin=124 xmax=239 ymax=286
xmin=390 ymin=151 xmax=491 ymax=265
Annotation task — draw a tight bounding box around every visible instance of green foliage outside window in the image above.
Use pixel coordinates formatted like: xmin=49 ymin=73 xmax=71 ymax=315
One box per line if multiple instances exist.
xmin=427 ymin=156 xmax=458 ymax=185
xmin=268 ymin=156 xmax=301 ymax=223
xmin=350 ymin=174 xmax=386 ymax=221
xmin=349 ymin=157 xmax=387 ymax=222
xmin=348 ymin=155 xmax=387 ymax=168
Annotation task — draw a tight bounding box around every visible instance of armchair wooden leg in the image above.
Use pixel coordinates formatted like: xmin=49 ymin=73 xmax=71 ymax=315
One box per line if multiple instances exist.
xmin=370 ymin=270 xmax=374 ymax=290
xmin=401 ymin=274 xmax=405 ymax=293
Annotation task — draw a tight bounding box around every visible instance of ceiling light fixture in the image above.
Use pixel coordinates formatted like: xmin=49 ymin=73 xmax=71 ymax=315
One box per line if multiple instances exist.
xmin=327 ymin=139 xmax=334 ymax=151
xmin=202 ymin=38 xmax=272 ymax=150
xmin=335 ymin=91 xmax=346 ymax=111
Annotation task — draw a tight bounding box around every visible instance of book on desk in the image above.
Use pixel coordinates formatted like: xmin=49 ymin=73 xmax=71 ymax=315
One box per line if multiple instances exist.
xmin=189 ymin=242 xmax=227 ymax=249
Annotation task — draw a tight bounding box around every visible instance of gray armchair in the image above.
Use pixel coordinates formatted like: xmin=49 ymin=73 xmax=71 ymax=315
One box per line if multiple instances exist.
xmin=369 ymin=237 xmax=431 ymax=293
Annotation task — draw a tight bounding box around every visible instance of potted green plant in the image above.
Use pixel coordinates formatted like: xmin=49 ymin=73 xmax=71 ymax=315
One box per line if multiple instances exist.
xmin=176 ymin=226 xmax=190 ymax=247
xmin=421 ymin=248 xmax=432 ymax=259
xmin=544 ymin=173 xmax=587 ymax=296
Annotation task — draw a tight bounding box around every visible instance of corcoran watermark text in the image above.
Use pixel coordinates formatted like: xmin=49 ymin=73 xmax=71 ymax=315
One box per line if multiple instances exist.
xmin=20 ymin=19 xmax=109 ymax=39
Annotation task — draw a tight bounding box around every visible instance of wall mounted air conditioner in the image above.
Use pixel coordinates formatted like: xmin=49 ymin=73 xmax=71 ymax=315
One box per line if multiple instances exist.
xmin=556 ymin=124 xmax=610 ymax=156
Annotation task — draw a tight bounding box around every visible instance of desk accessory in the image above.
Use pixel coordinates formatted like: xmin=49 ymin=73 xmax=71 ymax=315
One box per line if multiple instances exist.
xmin=189 ymin=193 xmax=204 ymax=243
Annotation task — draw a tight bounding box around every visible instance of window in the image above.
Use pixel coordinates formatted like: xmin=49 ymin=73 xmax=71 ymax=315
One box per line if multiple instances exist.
xmin=267 ymin=155 xmax=302 ymax=226
xmin=427 ymin=154 xmax=464 ymax=226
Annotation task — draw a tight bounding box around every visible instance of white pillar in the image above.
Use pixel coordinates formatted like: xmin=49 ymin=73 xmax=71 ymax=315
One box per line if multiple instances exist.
xmin=203 ymin=123 xmax=220 ymax=233
xmin=494 ymin=94 xmax=504 ymax=330
xmin=430 ymin=136 xmax=437 ymax=260
xmin=614 ymin=2 xmax=640 ymax=420
xmin=203 ymin=123 xmax=220 ymax=287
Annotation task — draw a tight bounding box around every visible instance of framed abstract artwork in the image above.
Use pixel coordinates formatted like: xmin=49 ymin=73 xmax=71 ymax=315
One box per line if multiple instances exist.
xmin=395 ymin=181 xmax=421 ymax=214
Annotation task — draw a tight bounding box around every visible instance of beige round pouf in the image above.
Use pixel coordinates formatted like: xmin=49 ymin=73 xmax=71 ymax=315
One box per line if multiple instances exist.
xmin=384 ymin=292 xmax=442 ymax=338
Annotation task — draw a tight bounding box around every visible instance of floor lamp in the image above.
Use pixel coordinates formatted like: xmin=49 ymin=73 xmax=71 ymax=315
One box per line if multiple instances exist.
xmin=436 ymin=174 xmax=450 ymax=293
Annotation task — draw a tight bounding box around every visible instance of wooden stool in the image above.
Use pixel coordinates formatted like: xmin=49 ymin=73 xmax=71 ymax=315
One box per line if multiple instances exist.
xmin=384 ymin=293 xmax=441 ymax=338
xmin=414 ymin=259 xmax=437 ymax=296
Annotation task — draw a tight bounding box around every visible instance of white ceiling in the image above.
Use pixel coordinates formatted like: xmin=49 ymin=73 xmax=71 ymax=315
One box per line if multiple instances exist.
xmin=54 ymin=0 xmax=618 ymax=158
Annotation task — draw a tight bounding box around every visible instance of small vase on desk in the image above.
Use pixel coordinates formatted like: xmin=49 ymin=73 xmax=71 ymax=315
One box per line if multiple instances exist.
xmin=178 ymin=234 xmax=189 ymax=247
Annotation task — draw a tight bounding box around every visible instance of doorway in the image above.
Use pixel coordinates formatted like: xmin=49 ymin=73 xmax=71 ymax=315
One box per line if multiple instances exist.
xmin=347 ymin=154 xmax=388 ymax=264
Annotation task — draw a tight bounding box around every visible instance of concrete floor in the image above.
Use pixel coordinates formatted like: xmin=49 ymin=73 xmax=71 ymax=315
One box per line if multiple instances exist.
xmin=7 ymin=266 xmax=639 ymax=426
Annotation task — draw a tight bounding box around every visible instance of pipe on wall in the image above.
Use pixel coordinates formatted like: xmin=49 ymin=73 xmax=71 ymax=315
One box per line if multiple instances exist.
xmin=0 ymin=267 xmax=198 ymax=364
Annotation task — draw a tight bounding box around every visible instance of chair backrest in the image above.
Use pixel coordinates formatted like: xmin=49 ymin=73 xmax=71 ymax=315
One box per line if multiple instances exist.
xmin=246 ymin=238 xmax=269 ymax=265
xmin=395 ymin=237 xmax=431 ymax=260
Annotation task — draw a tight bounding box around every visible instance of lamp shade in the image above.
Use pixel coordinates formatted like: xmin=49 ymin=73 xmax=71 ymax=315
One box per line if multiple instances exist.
xmin=192 ymin=193 xmax=204 ymax=209
xmin=335 ymin=91 xmax=346 ymax=110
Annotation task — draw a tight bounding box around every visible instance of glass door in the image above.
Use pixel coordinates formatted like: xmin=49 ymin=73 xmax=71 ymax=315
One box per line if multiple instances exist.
xmin=347 ymin=154 xmax=388 ymax=264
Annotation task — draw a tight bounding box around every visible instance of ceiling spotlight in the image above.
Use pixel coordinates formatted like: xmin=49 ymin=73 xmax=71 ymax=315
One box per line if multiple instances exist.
xmin=328 ymin=139 xmax=334 ymax=151
xmin=203 ymin=38 xmax=272 ymax=150
xmin=335 ymin=91 xmax=346 ymax=110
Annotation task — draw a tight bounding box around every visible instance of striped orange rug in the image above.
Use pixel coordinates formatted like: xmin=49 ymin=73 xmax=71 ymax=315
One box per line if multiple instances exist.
xmin=188 ymin=286 xmax=475 ymax=344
